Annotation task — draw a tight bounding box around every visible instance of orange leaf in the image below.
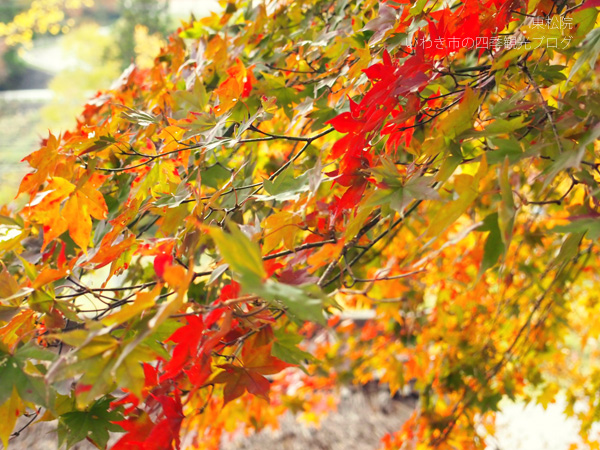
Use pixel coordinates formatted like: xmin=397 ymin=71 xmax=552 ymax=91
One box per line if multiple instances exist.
xmin=212 ymin=364 xmax=270 ymax=405
xmin=163 ymin=264 xmax=187 ymax=289
xmin=33 ymin=266 xmax=68 ymax=289
xmin=64 ymin=194 xmax=92 ymax=251
xmin=242 ymin=327 xmax=293 ymax=375
xmin=0 ymin=310 xmax=36 ymax=352
xmin=214 ymin=59 xmax=256 ymax=115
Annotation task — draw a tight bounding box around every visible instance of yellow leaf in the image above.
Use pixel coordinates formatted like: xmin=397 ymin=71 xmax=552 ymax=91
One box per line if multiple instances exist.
xmin=538 ymin=382 xmax=560 ymax=409
xmin=0 ymin=226 xmax=25 ymax=256
xmin=114 ymin=345 xmax=157 ymax=399
xmin=0 ymin=264 xmax=19 ymax=299
xmin=59 ymin=180 xmax=108 ymax=251
xmin=262 ymin=211 xmax=301 ymax=254
xmin=102 ymin=284 xmax=161 ymax=328
xmin=426 ymin=155 xmax=487 ymax=238
xmin=17 ymin=132 xmax=61 ymax=197
xmin=438 ymin=87 xmax=480 ymax=139
xmin=0 ymin=387 xmax=24 ymax=448
xmin=344 ymin=206 xmax=372 ymax=241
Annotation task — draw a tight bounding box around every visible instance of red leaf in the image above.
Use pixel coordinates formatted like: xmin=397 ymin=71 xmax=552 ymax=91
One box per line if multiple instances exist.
xmin=57 ymin=242 xmax=67 ymax=268
xmin=325 ymin=112 xmax=363 ymax=133
xmin=205 ymin=282 xmax=239 ymax=327
xmin=335 ymin=180 xmax=368 ymax=216
xmin=363 ymin=62 xmax=388 ymax=81
xmin=581 ymin=0 xmax=600 ymax=9
xmin=184 ymin=354 xmax=212 ymax=386
xmin=161 ymin=315 xmax=205 ymax=382
xmin=143 ymin=395 xmax=184 ymax=450
xmin=112 ymin=413 xmax=155 ymax=450
xmin=153 ymin=253 xmax=174 ymax=279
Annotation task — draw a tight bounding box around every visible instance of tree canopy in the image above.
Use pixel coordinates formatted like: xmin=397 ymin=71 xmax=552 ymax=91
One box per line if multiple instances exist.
xmin=0 ymin=0 xmax=93 ymax=47
xmin=1 ymin=0 xmax=600 ymax=448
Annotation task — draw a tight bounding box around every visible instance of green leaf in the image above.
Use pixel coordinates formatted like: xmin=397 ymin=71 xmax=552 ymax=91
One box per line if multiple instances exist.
xmin=567 ymin=27 xmax=600 ymax=82
xmin=439 ymin=87 xmax=481 ymax=139
xmin=172 ymin=78 xmax=209 ymax=113
xmin=154 ymin=181 xmax=193 ymax=208
xmin=15 ymin=341 xmax=58 ymax=362
xmin=258 ymin=166 xmax=311 ymax=202
xmin=363 ymin=176 xmax=438 ymax=213
xmin=486 ymin=137 xmax=527 ymax=165
xmin=307 ymin=106 xmax=338 ymax=131
xmin=553 ymin=232 xmax=584 ymax=268
xmin=46 ymin=332 xmax=119 ymax=407
xmin=260 ymin=72 xmax=300 ymax=117
xmin=201 ymin=164 xmax=232 ymax=190
xmin=0 ymin=344 xmax=54 ymax=408
xmin=84 ymin=135 xmax=118 ymax=154
xmin=462 ymin=116 xmax=528 ymax=139
xmin=272 ymin=327 xmax=315 ymax=369
xmin=552 ymin=217 xmax=600 ymax=240
xmin=114 ymin=344 xmax=156 ymax=400
xmin=498 ymin=159 xmax=515 ymax=247
xmin=251 ymin=280 xmax=325 ymax=324
xmin=119 ymin=105 xmax=160 ymax=127
xmin=535 ymin=64 xmax=567 ymax=86
xmin=209 ymin=223 xmax=266 ymax=285
xmin=543 ymin=123 xmax=600 ymax=187
xmin=478 ymin=213 xmax=504 ymax=275
xmin=58 ymin=397 xmax=124 ymax=450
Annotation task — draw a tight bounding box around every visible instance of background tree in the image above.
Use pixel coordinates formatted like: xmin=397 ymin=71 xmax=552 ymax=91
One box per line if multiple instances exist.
xmin=0 ymin=0 xmax=93 ymax=47
xmin=0 ymin=1 xmax=600 ymax=449
xmin=108 ymin=0 xmax=170 ymax=69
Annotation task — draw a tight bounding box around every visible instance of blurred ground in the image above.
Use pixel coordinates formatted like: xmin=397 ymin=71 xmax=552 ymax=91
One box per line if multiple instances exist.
xmin=6 ymin=386 xmax=415 ymax=450
xmin=220 ymin=386 xmax=416 ymax=450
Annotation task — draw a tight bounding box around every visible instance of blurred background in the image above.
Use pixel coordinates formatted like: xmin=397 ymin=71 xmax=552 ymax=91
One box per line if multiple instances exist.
xmin=0 ymin=0 xmax=220 ymax=205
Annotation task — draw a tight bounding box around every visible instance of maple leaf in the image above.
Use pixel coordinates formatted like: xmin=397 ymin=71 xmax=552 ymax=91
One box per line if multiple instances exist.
xmin=153 ymin=252 xmax=174 ymax=279
xmin=17 ymin=132 xmax=62 ymax=198
xmin=112 ymin=412 xmax=155 ymax=450
xmin=24 ymin=175 xmax=107 ymax=251
xmin=262 ymin=210 xmax=302 ymax=254
xmin=161 ymin=315 xmax=205 ymax=382
xmin=242 ymin=338 xmax=293 ymax=375
xmin=57 ymin=397 xmax=124 ymax=450
xmin=63 ymin=181 xmax=108 ymax=251
xmin=211 ymin=327 xmax=292 ymax=405
xmin=212 ymin=363 xmax=271 ymax=405
xmin=214 ymin=58 xmax=257 ymax=115
xmin=0 ymin=387 xmax=24 ymax=448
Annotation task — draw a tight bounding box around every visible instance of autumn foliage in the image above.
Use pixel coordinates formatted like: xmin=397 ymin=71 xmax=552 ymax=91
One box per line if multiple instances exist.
xmin=1 ymin=0 xmax=600 ymax=448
